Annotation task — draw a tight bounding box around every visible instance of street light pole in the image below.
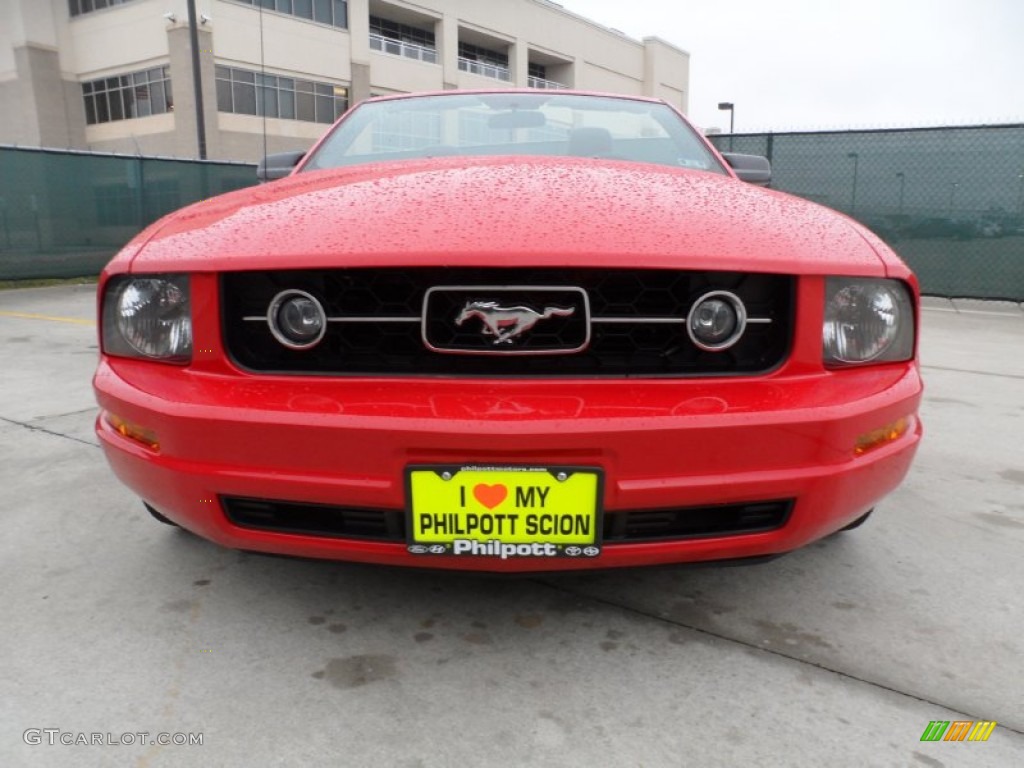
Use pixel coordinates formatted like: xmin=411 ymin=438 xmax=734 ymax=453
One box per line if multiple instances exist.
xmin=896 ymin=171 xmax=905 ymax=216
xmin=948 ymin=182 xmax=959 ymax=217
xmin=846 ymin=152 xmax=859 ymax=216
xmin=717 ymin=102 xmax=734 ymax=151
xmin=186 ymin=0 xmax=207 ymax=160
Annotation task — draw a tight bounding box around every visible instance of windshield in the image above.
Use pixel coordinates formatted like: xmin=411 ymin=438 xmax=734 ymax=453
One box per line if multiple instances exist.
xmin=302 ymin=92 xmax=727 ymax=174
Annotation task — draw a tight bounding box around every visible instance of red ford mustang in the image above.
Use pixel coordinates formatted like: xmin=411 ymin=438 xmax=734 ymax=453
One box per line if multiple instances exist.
xmin=93 ymin=90 xmax=922 ymax=572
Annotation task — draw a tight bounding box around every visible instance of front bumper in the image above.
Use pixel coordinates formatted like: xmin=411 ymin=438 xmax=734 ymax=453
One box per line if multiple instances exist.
xmin=94 ymin=358 xmax=922 ymax=572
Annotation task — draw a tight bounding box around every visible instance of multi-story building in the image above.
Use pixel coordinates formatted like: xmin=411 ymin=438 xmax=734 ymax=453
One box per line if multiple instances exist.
xmin=1 ymin=0 xmax=690 ymax=161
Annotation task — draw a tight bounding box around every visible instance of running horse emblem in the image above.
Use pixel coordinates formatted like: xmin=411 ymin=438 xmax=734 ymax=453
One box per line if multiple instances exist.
xmin=455 ymin=300 xmax=576 ymax=345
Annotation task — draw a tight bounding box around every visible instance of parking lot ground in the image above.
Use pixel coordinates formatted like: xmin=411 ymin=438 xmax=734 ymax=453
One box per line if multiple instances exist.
xmin=1 ymin=284 xmax=1022 ymax=768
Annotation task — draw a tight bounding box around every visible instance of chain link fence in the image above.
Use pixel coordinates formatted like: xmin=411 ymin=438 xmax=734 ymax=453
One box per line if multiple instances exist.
xmin=710 ymin=124 xmax=1024 ymax=300
xmin=3 ymin=129 xmax=1023 ymax=298
xmin=0 ymin=146 xmax=255 ymax=280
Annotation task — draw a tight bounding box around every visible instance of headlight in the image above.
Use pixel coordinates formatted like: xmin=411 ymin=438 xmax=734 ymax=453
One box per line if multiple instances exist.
xmin=823 ymin=277 xmax=914 ymax=366
xmin=102 ymin=275 xmax=192 ymax=363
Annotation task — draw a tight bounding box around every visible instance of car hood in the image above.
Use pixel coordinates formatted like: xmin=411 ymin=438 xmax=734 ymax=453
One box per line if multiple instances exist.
xmin=130 ymin=156 xmax=886 ymax=275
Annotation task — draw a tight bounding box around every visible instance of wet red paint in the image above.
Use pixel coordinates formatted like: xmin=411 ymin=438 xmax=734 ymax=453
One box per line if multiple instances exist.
xmin=95 ymin=93 xmax=922 ymax=572
xmin=113 ymin=156 xmax=891 ymax=276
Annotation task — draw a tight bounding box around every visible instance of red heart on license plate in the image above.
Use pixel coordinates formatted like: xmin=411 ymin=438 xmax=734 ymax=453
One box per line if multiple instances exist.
xmin=473 ymin=483 xmax=508 ymax=510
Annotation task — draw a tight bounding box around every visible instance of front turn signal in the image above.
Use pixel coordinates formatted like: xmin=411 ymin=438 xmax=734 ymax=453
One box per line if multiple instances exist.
xmin=106 ymin=412 xmax=160 ymax=451
xmin=854 ymin=417 xmax=910 ymax=456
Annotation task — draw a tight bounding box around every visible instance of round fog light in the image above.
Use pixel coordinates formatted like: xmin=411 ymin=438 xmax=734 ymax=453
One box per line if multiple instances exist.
xmin=267 ymin=290 xmax=326 ymax=349
xmin=687 ymin=291 xmax=747 ymax=351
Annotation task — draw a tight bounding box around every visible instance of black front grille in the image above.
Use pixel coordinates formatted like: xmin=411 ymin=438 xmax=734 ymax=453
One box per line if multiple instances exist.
xmin=221 ymin=496 xmax=792 ymax=543
xmin=603 ymin=500 xmax=792 ymax=542
xmin=222 ymin=268 xmax=793 ymax=376
xmin=223 ymin=497 xmax=404 ymax=540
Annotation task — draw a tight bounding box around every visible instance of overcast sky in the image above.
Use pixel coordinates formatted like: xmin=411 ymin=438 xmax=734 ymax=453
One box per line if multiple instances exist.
xmin=564 ymin=0 xmax=1024 ymax=133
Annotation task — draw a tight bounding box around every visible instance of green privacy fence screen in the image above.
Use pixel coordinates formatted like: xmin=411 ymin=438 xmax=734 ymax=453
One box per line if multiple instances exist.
xmin=710 ymin=124 xmax=1024 ymax=300
xmin=3 ymin=128 xmax=1024 ymax=298
xmin=0 ymin=146 xmax=256 ymax=280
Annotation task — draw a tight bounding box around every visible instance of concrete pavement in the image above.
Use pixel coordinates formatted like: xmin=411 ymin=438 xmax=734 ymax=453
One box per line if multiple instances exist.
xmin=1 ymin=284 xmax=1021 ymax=767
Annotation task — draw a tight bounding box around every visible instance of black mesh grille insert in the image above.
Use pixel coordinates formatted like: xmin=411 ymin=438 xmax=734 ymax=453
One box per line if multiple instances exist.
xmin=223 ymin=497 xmax=404 ymax=541
xmin=221 ymin=496 xmax=792 ymax=543
xmin=222 ymin=268 xmax=793 ymax=376
xmin=603 ymin=500 xmax=792 ymax=542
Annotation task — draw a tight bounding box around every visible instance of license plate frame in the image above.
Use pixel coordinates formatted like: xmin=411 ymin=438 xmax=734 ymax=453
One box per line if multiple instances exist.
xmin=404 ymin=465 xmax=604 ymax=560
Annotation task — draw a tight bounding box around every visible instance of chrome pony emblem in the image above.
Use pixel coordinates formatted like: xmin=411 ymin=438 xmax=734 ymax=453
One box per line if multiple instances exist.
xmin=455 ymin=300 xmax=576 ymax=345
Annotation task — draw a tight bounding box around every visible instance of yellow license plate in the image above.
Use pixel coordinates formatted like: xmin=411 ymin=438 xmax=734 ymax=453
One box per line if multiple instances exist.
xmin=405 ymin=466 xmax=604 ymax=560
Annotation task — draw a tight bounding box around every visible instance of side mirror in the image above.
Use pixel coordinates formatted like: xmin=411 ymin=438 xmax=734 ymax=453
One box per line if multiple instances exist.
xmin=256 ymin=151 xmax=306 ymax=182
xmin=721 ymin=152 xmax=771 ymax=187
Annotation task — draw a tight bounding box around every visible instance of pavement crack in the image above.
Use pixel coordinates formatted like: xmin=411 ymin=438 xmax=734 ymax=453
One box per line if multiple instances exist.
xmin=921 ymin=364 xmax=1024 ymax=381
xmin=533 ymin=577 xmax=1024 ymax=736
xmin=29 ymin=406 xmax=98 ymax=421
xmin=0 ymin=415 xmax=99 ymax=448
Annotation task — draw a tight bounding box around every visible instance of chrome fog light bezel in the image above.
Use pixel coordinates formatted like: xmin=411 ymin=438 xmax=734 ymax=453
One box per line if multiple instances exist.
xmin=267 ymin=289 xmax=327 ymax=350
xmin=686 ymin=290 xmax=747 ymax=352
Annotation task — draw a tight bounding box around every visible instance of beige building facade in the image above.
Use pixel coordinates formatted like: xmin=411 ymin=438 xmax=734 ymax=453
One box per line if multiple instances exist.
xmin=0 ymin=0 xmax=690 ymax=162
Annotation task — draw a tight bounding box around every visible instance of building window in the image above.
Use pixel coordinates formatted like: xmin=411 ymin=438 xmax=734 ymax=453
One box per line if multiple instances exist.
xmin=216 ymin=66 xmax=348 ymax=124
xmin=82 ymin=67 xmax=173 ymax=125
xmin=528 ymin=63 xmax=568 ymax=90
xmin=369 ymin=15 xmax=437 ymax=63
xmin=459 ymin=42 xmax=508 ymax=69
xmin=458 ymin=42 xmax=510 ymax=81
xmin=370 ymin=16 xmax=435 ymax=48
xmin=229 ymin=0 xmax=348 ymax=29
xmin=69 ymin=0 xmax=138 ymax=16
